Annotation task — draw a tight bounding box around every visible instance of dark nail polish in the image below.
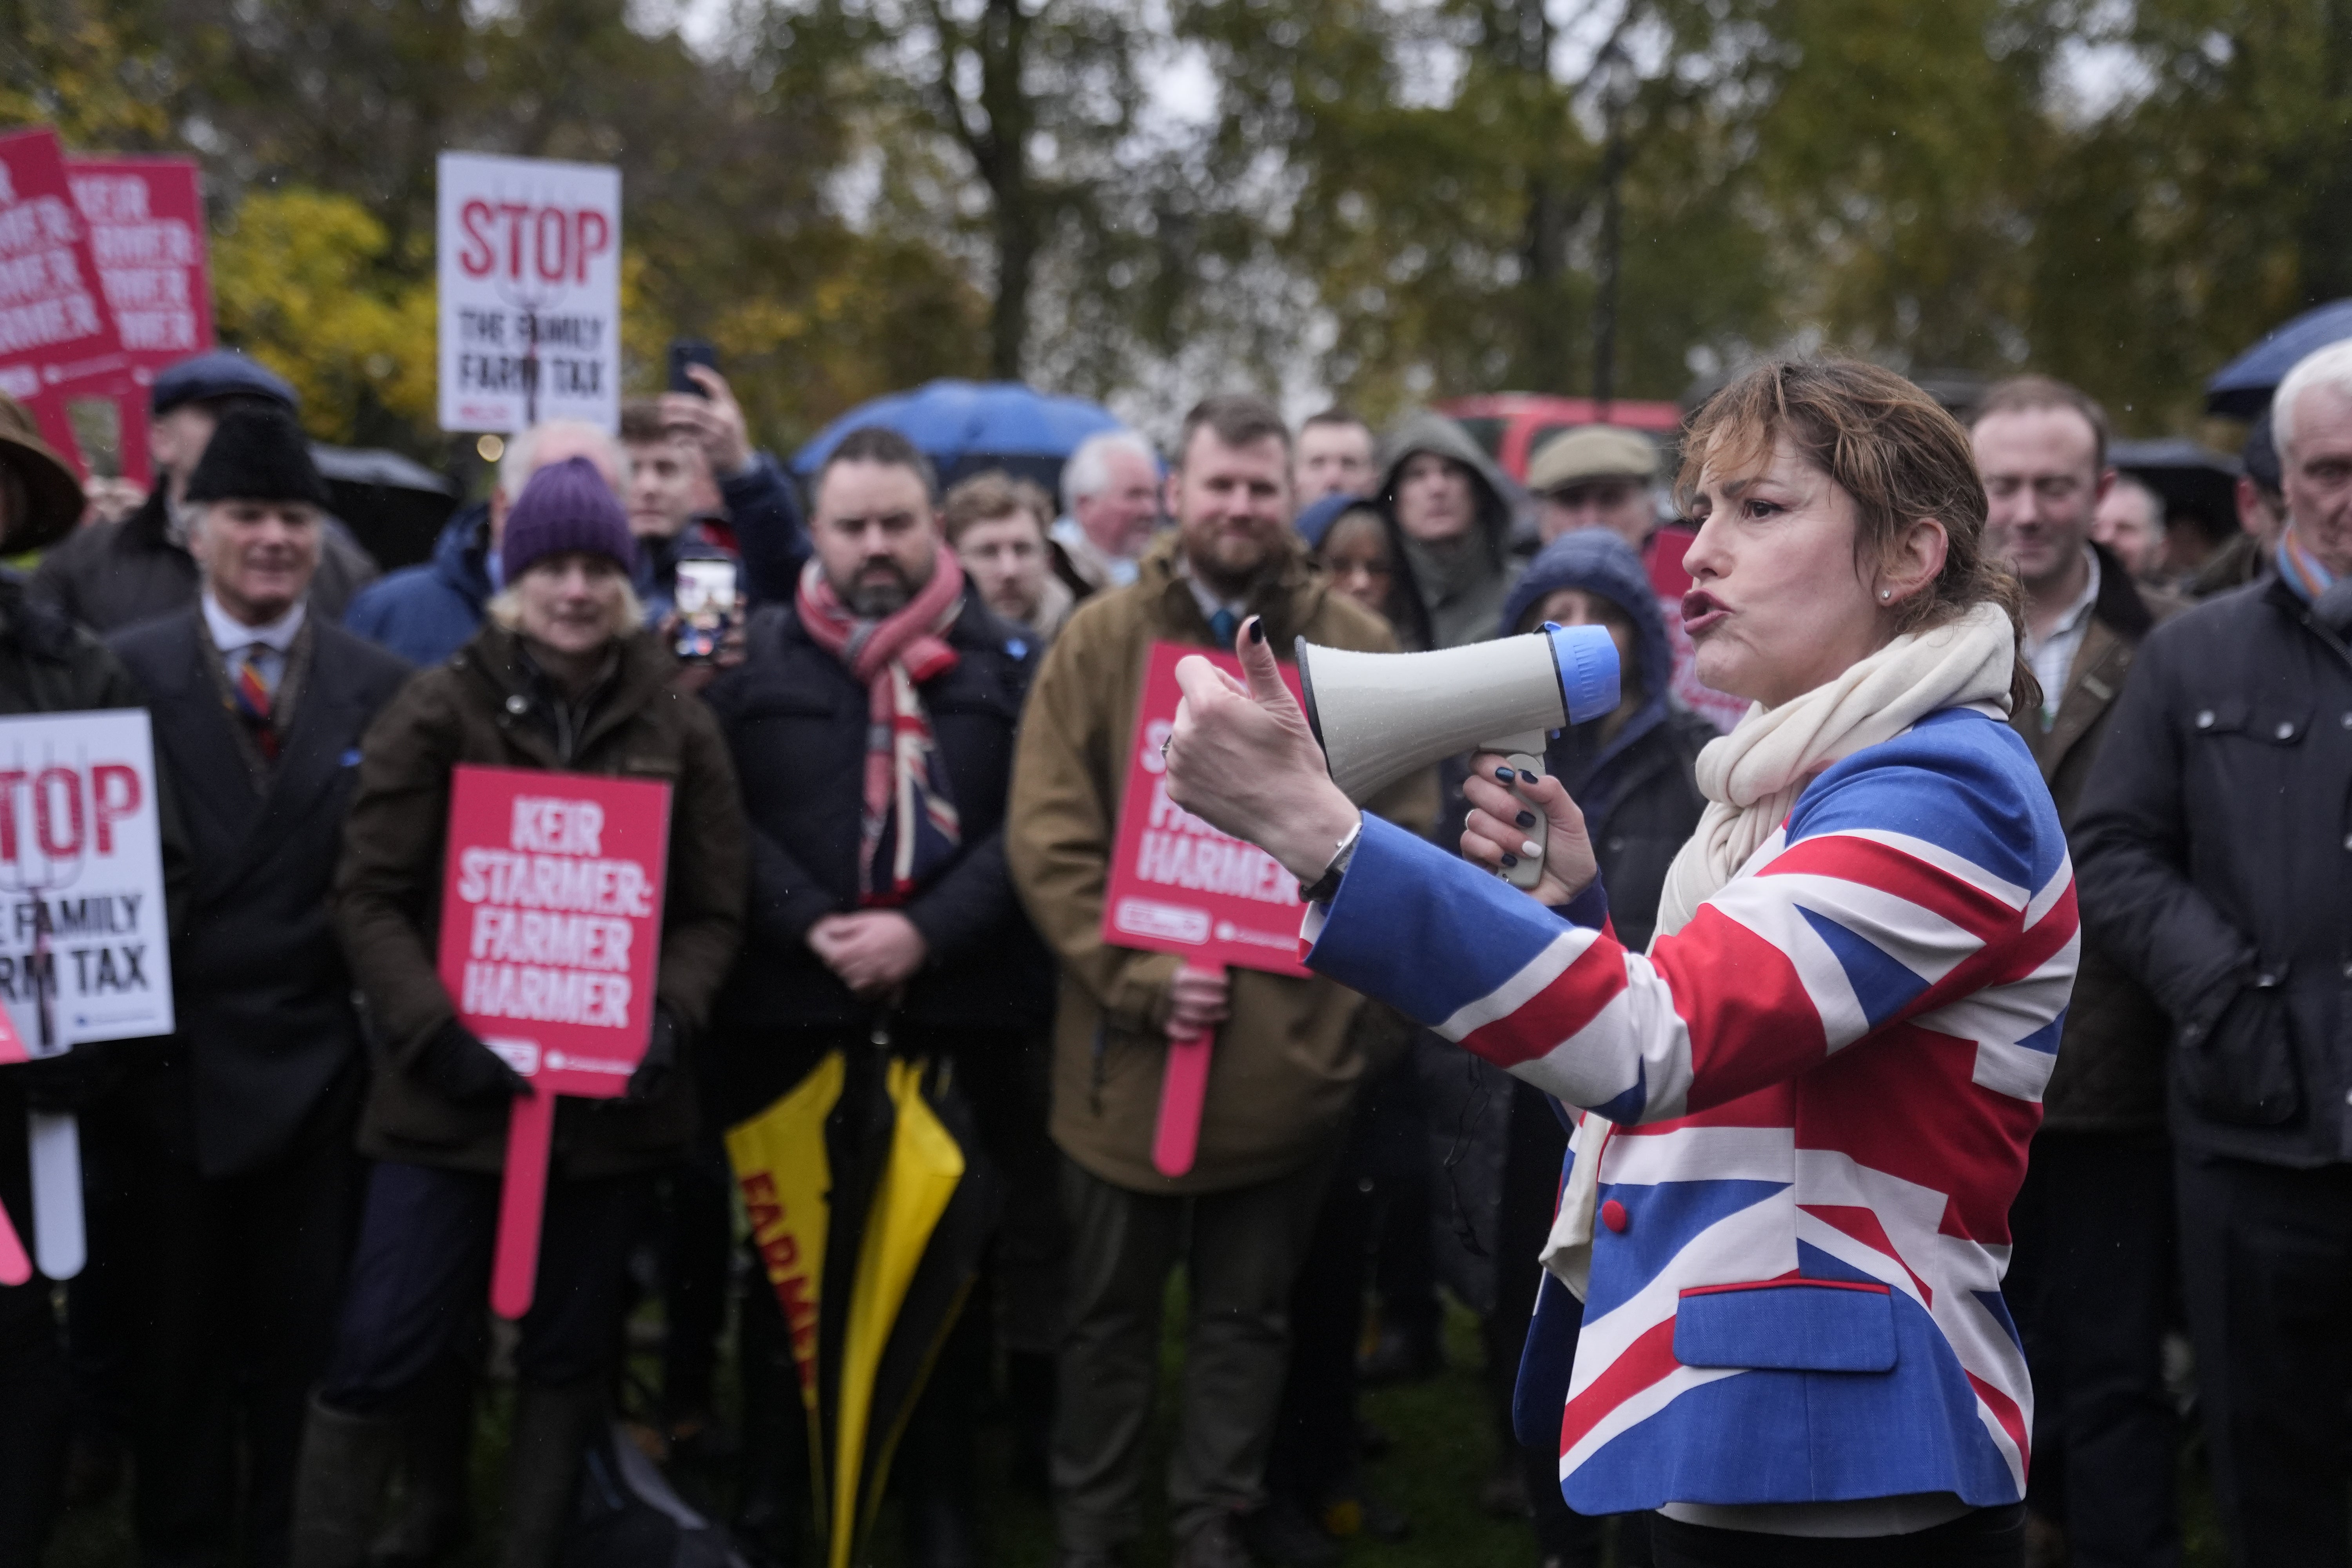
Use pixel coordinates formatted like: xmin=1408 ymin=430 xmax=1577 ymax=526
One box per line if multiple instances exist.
xmin=1247 ymin=617 xmax=1266 ymax=644
xmin=1500 ymin=853 xmax=1519 ymax=868
xmin=1516 ymin=810 xmax=1536 ymax=829
xmin=1495 ymin=765 xmax=1515 ymax=783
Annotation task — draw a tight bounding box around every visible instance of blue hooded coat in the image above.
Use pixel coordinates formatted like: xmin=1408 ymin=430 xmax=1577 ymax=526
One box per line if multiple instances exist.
xmin=1500 ymin=530 xmax=1715 ymax=952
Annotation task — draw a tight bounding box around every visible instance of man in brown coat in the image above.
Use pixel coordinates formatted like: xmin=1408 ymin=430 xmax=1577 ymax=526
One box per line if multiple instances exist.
xmin=1008 ymin=395 xmax=1434 ymax=1568
xmin=1973 ymin=376 xmax=2181 ymax=1568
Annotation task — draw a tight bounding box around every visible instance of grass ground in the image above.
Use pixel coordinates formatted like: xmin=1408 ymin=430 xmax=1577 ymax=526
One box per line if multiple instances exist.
xmin=47 ymin=1293 xmax=2232 ymax=1567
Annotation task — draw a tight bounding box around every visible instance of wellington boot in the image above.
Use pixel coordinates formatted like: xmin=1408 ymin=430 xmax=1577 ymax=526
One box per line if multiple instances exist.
xmin=497 ymin=1378 xmax=603 ymax=1568
xmin=290 ymin=1396 xmax=404 ymax=1568
xmin=370 ymin=1360 xmax=476 ymax=1567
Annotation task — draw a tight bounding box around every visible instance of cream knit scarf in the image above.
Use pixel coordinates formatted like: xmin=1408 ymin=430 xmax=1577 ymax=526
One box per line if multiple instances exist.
xmin=1541 ymin=601 xmax=2018 ymax=1297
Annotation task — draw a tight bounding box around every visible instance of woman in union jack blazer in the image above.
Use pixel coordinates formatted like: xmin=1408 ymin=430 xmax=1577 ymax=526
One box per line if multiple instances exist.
xmin=1163 ymin=358 xmax=2073 ymax=1567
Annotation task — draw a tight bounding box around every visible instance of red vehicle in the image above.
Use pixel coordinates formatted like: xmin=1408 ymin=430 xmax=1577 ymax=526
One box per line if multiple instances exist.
xmin=1436 ymin=392 xmax=1684 ymax=484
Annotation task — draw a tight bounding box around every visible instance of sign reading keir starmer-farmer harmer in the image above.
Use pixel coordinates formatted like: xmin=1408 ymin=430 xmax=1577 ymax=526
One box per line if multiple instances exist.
xmin=436 ymin=151 xmax=621 ymax=435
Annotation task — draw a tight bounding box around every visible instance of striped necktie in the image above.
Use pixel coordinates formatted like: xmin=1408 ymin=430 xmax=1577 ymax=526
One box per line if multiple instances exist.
xmin=234 ymin=645 xmax=278 ymax=761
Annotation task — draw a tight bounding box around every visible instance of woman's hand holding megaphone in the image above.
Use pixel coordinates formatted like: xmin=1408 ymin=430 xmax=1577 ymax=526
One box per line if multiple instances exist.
xmin=1461 ymin=755 xmax=1600 ymax=908
xmin=1165 ymin=616 xmax=1364 ymax=887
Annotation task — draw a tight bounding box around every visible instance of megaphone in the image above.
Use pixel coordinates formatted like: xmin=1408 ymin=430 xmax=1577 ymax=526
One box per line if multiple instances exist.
xmin=1295 ymin=624 xmax=1621 ymax=889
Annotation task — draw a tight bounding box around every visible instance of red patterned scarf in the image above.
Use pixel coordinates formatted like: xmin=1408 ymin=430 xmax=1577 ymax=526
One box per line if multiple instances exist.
xmin=795 ymin=546 xmax=967 ymax=905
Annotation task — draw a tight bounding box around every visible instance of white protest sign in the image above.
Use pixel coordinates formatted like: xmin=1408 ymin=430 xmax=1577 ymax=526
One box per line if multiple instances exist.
xmin=0 ymin=708 xmax=173 ymax=1052
xmin=437 ymin=151 xmax=621 ymax=435
xmin=0 ymin=708 xmax=173 ymax=1283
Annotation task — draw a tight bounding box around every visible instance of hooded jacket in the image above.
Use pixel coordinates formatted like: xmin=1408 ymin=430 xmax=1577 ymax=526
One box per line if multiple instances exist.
xmin=1501 ymin=532 xmax=1714 ymax=951
xmin=1305 ymin=495 xmax=1436 ymax=652
xmin=1377 ymin=412 xmax=1519 ymax=650
xmin=1006 ymin=530 xmax=1437 ymax=1193
xmin=343 ymin=504 xmax=495 ymax=668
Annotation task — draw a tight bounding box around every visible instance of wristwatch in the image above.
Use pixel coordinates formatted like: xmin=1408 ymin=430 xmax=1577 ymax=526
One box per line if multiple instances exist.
xmin=1298 ymin=819 xmax=1363 ymax=904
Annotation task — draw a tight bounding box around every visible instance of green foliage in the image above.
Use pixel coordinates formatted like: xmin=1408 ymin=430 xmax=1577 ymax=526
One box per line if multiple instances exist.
xmin=212 ymin=189 xmax=439 ymax=448
xmin=5 ymin=0 xmax=2346 ymax=452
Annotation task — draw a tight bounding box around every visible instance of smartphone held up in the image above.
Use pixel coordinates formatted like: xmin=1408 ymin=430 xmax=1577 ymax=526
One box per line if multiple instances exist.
xmin=673 ymin=557 xmax=740 ymax=662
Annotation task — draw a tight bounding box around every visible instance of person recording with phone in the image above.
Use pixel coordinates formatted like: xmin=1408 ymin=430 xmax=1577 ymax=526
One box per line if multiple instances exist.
xmin=1162 ymin=359 xmax=2075 ymax=1566
xmin=652 ymin=342 xmax=810 ymax=607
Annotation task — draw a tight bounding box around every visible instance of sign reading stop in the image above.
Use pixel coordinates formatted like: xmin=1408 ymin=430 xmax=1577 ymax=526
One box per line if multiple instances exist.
xmin=436 ymin=151 xmax=621 ymax=435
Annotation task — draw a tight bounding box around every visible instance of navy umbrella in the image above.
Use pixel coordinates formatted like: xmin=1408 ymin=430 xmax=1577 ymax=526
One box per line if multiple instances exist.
xmin=2205 ymin=298 xmax=2352 ymax=417
xmin=791 ymin=380 xmax=1126 ymax=500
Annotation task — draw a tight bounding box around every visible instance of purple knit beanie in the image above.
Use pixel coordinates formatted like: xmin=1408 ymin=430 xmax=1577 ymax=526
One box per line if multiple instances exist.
xmin=500 ymin=456 xmax=635 ymax=583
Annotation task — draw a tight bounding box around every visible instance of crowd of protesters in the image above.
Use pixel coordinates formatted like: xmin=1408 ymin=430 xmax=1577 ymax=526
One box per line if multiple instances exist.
xmin=0 ymin=330 xmax=2343 ymax=1568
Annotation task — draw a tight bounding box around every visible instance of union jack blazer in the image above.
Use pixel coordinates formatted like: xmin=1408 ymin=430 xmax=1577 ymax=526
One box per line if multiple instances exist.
xmin=1306 ymin=708 xmax=2076 ymax=1514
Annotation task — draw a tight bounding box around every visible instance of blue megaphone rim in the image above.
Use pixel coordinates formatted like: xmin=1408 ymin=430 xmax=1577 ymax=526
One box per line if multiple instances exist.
xmin=1543 ymin=621 xmax=1621 ymax=726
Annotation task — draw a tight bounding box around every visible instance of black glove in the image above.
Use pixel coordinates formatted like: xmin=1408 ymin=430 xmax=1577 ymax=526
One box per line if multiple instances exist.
xmin=626 ymin=1005 xmax=683 ymax=1104
xmin=12 ymin=1043 xmax=126 ymax=1114
xmin=417 ymin=1019 xmax=528 ymax=1106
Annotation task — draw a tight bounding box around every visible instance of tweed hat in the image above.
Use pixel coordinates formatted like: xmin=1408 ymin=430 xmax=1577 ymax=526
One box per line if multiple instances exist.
xmin=1526 ymin=426 xmax=1660 ymax=495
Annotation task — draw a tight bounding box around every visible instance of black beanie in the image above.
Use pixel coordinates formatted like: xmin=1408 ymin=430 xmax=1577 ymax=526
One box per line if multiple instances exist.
xmin=183 ymin=407 xmax=331 ymax=507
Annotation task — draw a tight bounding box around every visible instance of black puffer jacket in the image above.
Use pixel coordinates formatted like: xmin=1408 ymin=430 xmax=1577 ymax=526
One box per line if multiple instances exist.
xmin=702 ymin=593 xmax=1053 ymax=1116
xmin=2073 ymin=575 xmax=2352 ymax=1165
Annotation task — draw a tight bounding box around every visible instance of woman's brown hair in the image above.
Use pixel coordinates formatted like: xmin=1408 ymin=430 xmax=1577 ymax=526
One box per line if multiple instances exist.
xmin=1673 ymin=357 xmax=2040 ymax=718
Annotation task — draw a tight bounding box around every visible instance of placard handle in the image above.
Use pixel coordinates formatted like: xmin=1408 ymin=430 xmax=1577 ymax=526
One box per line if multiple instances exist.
xmin=27 ymin=1112 xmax=82 ymax=1279
xmin=490 ymin=1089 xmax=557 ymax=1320
xmin=1151 ymin=963 xmax=1225 ymax=1178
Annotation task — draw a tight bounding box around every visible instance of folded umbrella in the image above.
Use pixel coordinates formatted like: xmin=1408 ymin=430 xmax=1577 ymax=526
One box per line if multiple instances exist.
xmin=727 ymin=1040 xmax=998 ymax=1568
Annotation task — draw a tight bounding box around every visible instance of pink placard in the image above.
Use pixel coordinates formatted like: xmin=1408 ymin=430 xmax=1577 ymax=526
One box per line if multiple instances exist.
xmin=435 ymin=764 xmax=671 ymax=1317
xmin=1103 ymin=642 xmax=1313 ymax=1178
xmin=0 ymin=127 xmax=125 ymax=468
xmin=1101 ymin=640 xmax=1312 ymax=981
xmin=436 ymin=764 xmax=671 ymax=1096
xmin=67 ymin=155 xmax=213 ymax=488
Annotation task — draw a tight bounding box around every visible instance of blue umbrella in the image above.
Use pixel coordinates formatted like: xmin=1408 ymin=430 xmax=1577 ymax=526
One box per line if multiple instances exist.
xmin=2205 ymin=298 xmax=2352 ymax=417
xmin=791 ymin=380 xmax=1127 ymax=497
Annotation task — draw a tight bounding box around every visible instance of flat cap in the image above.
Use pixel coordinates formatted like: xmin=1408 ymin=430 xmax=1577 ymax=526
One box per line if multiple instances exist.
xmin=1526 ymin=426 xmax=1659 ymax=494
xmin=152 ymin=350 xmax=298 ymax=417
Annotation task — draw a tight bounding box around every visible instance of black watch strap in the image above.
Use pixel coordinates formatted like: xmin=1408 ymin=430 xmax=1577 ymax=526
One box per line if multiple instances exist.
xmin=1298 ymin=820 xmax=1363 ymax=904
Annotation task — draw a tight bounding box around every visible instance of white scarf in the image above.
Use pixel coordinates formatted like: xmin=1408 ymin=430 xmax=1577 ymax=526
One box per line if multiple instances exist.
xmin=1540 ymin=601 xmax=2018 ymax=1297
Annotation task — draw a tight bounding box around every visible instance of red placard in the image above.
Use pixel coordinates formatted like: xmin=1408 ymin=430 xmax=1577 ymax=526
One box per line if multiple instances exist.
xmin=435 ymin=764 xmax=673 ymax=1319
xmin=436 ymin=764 xmax=671 ymax=1096
xmin=67 ymin=156 xmax=212 ymax=488
xmin=0 ymin=127 xmax=125 ymax=471
xmin=1102 ymin=640 xmax=1313 ymax=981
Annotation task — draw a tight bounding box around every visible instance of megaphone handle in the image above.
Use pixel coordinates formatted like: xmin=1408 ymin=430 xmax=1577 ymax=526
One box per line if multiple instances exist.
xmin=1501 ymin=753 xmax=1547 ymax=891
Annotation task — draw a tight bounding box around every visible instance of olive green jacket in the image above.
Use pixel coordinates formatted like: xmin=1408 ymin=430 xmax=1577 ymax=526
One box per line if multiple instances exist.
xmin=1007 ymin=531 xmax=1437 ymax=1194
